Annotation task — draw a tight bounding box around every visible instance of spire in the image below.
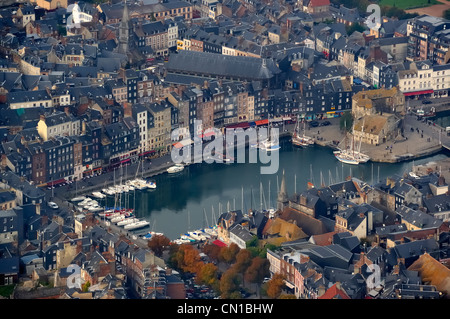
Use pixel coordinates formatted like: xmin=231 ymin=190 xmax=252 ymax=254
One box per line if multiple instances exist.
xmin=121 ymin=2 xmax=129 ymax=24
xmin=277 ymin=170 xmax=288 ymax=211
xmin=118 ymin=2 xmax=130 ymax=55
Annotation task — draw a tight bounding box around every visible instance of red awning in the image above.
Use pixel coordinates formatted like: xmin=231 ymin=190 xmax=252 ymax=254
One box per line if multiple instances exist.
xmin=255 ymin=119 xmax=269 ymax=126
xmin=120 ymin=158 xmax=131 ymax=164
xmin=47 ymin=179 xmax=66 ymax=187
xmin=212 ymin=240 xmax=227 ymax=247
xmin=403 ymin=90 xmax=433 ymax=96
xmin=200 ymin=129 xmax=218 ymax=138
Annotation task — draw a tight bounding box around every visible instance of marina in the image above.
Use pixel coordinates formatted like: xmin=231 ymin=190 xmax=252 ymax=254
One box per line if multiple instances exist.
xmin=63 ymin=115 xmax=450 ymax=241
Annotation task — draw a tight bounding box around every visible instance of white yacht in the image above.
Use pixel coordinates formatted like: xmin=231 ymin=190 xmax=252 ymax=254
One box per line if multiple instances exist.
xmin=124 ymin=219 xmax=150 ymax=230
xmin=167 ymin=163 xmax=185 ymax=174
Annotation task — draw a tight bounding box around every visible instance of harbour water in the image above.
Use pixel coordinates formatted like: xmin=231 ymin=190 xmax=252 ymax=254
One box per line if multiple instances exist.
xmin=102 ymin=137 xmax=448 ymax=240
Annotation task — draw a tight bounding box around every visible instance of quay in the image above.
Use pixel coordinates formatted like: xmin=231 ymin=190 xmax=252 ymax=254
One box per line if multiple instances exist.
xmin=51 ymin=113 xmax=450 ymax=204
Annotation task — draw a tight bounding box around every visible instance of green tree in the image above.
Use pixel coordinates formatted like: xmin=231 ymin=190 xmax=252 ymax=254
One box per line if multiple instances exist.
xmin=340 ymin=111 xmax=353 ymax=132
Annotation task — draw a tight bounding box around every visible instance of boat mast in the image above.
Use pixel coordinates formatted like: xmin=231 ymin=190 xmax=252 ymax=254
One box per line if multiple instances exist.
xmin=241 ymin=186 xmax=244 ymax=213
xmin=260 ymin=182 xmax=263 ymax=212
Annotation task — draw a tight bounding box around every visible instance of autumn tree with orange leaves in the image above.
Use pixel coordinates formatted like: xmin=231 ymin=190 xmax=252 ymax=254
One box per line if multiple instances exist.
xmin=220 ymin=242 xmax=240 ymax=264
xmin=196 ymin=262 xmax=220 ymax=290
xmin=220 ymin=267 xmax=241 ymax=299
xmin=170 ymin=244 xmax=203 ymax=274
xmin=147 ymin=234 xmax=171 ymax=257
xmin=265 ymin=273 xmax=285 ymax=299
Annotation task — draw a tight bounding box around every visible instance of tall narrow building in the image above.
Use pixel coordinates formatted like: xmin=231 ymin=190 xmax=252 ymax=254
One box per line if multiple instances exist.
xmin=277 ymin=170 xmax=289 ymax=211
xmin=118 ymin=3 xmax=130 ymax=55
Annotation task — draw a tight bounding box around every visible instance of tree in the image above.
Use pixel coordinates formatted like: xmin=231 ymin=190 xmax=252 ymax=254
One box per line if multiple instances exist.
xmin=82 ymin=281 xmax=91 ymax=293
xmin=181 ymin=244 xmax=203 ymax=273
xmin=202 ymin=243 xmax=222 ymax=262
xmin=234 ymin=249 xmax=253 ymax=287
xmin=169 ymin=244 xmax=202 ymax=274
xmin=196 ymin=263 xmax=220 ymax=290
xmin=340 ymin=111 xmax=353 ymax=132
xmin=244 ymin=256 xmax=270 ymax=297
xmin=147 ymin=234 xmax=171 ymax=257
xmin=220 ymin=267 xmax=241 ymax=299
xmin=265 ymin=274 xmax=285 ymax=299
xmin=220 ymin=243 xmax=240 ymax=264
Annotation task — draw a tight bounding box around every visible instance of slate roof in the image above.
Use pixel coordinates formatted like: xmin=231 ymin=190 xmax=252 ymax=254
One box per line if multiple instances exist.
xmin=397 ymin=205 xmax=443 ymax=229
xmin=166 ymin=50 xmax=281 ymax=80
xmin=229 ymin=224 xmax=254 ymax=242
xmin=391 ymin=238 xmax=439 ymax=260
xmin=8 ymin=89 xmax=52 ymax=104
xmin=423 ymin=193 xmax=450 ymax=215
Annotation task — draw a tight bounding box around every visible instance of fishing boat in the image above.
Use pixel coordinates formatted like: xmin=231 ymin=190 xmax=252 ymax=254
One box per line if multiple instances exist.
xmin=167 ymin=163 xmax=185 ymax=174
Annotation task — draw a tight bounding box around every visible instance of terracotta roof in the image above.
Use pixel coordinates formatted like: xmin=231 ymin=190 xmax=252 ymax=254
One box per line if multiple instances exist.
xmin=262 ymin=217 xmax=308 ymax=246
xmin=408 ymin=253 xmax=450 ymax=296
xmin=279 ymin=207 xmax=328 ymax=236
xmin=310 ymin=231 xmax=337 ymax=246
xmin=319 ymin=283 xmax=350 ymax=299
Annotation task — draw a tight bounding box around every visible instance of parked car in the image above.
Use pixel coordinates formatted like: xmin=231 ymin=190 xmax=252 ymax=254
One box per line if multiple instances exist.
xmin=422 ymin=100 xmax=432 ymax=104
xmin=48 ymin=202 xmax=58 ymax=209
xmin=320 ymin=120 xmax=331 ymax=126
xmin=310 ymin=121 xmax=319 ymax=127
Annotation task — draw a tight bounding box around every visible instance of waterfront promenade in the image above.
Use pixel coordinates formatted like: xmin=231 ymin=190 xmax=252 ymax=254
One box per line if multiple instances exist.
xmin=313 ymin=113 xmax=449 ymax=163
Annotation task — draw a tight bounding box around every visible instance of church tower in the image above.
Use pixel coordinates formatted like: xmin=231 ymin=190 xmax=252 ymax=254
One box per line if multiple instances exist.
xmin=277 ymin=170 xmax=289 ymax=211
xmin=118 ymin=3 xmax=130 ymax=55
